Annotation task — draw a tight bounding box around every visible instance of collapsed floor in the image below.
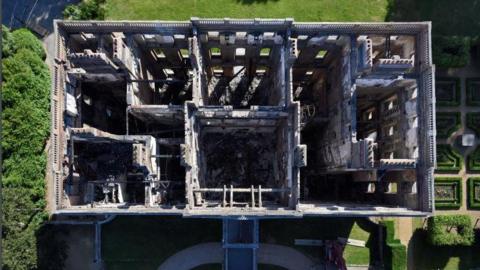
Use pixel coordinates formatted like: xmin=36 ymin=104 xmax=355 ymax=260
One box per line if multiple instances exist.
xmin=52 ymin=20 xmax=435 ymax=215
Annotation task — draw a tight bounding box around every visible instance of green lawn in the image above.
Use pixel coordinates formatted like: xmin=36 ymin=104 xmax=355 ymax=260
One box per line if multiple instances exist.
xmin=260 ymin=217 xmax=379 ymax=266
xmin=105 ymin=0 xmax=389 ymax=21
xmin=102 ymin=216 xmax=222 ymax=270
xmin=103 ymin=217 xmax=377 ymax=269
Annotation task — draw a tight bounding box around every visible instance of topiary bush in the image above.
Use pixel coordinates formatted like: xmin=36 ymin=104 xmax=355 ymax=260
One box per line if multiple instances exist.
xmin=467 ymin=177 xmax=480 ymax=210
xmin=427 ymin=215 xmax=474 ymax=246
xmin=436 ymin=144 xmax=463 ymax=172
xmin=433 ymin=36 xmax=470 ymax=68
xmin=434 ymin=177 xmax=462 ymax=210
xmin=436 ymin=112 xmax=461 ymax=138
xmin=380 ymin=220 xmax=407 ymax=270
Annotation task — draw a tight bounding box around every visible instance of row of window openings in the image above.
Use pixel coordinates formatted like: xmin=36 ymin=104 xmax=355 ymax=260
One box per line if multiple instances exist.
xmin=384 ymin=146 xmax=418 ymax=159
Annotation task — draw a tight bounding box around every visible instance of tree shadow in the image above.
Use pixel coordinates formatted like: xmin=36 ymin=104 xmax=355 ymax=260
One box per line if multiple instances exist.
xmin=355 ymin=218 xmax=382 ymax=266
xmin=36 ymin=224 xmax=69 ymax=270
xmin=409 ymin=227 xmax=480 ymax=269
xmin=385 ymin=0 xmax=480 ymax=36
xmin=236 ymin=0 xmax=279 ymax=5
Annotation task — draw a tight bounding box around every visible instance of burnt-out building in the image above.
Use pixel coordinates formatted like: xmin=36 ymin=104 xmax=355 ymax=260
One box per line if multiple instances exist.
xmin=50 ymin=19 xmax=435 ymax=217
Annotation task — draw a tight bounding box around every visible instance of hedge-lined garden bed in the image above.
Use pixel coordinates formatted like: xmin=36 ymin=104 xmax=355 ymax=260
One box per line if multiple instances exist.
xmin=435 ymin=77 xmax=461 ymax=107
xmin=467 ymin=146 xmax=480 ymax=172
xmin=466 ymin=78 xmax=480 ymax=106
xmin=436 ymin=112 xmax=461 ymax=138
xmin=467 ymin=177 xmax=480 ymax=210
xmin=466 ymin=112 xmax=480 ymax=136
xmin=380 ymin=220 xmax=406 ymax=270
xmin=434 ymin=177 xmax=463 ymax=210
xmin=427 ymin=215 xmax=474 ymax=246
xmin=436 ymin=144 xmax=463 ymax=172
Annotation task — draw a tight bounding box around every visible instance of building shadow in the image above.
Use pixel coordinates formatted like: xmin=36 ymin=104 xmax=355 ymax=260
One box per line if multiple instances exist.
xmin=36 ymin=224 xmax=69 ymax=270
xmin=385 ymin=0 xmax=480 ymax=36
xmin=260 ymin=217 xmax=381 ymax=266
xmin=236 ymin=0 xmax=279 ymax=5
xmin=408 ymin=227 xmax=480 ymax=269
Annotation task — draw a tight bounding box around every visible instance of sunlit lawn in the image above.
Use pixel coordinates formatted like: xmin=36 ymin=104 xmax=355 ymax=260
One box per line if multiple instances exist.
xmin=105 ymin=0 xmax=389 ymax=21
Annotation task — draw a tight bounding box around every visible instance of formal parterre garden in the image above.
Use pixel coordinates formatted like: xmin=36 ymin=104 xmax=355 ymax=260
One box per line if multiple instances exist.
xmin=467 ymin=177 xmax=480 ymax=210
xmin=467 ymin=146 xmax=480 ymax=172
xmin=434 ymin=177 xmax=462 ymax=210
xmin=436 ymin=145 xmax=463 ymax=173
xmin=466 ymin=112 xmax=480 ymax=136
xmin=436 ymin=112 xmax=461 ymax=138
xmin=436 ymin=78 xmax=461 ymax=107
xmin=466 ymin=78 xmax=480 ymax=106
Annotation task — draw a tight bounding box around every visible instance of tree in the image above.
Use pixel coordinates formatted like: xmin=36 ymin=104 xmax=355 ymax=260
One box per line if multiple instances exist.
xmin=2 ymin=49 xmax=50 ymax=82
xmin=63 ymin=0 xmax=106 ymax=20
xmin=1 ymin=26 xmax=59 ymax=270
xmin=9 ymin=28 xmax=46 ymax=60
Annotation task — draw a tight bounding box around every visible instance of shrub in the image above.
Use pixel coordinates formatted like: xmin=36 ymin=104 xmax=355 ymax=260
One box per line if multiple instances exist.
xmin=435 ymin=77 xmax=461 ymax=107
xmin=63 ymin=0 xmax=106 ymax=20
xmin=433 ymin=36 xmax=470 ymax=68
xmin=427 ymin=215 xmax=474 ymax=246
xmin=380 ymin=220 xmax=407 ymax=270
xmin=434 ymin=177 xmax=462 ymax=210
xmin=436 ymin=144 xmax=463 ymax=172
xmin=467 ymin=177 xmax=480 ymax=210
xmin=467 ymin=146 xmax=480 ymax=172
xmin=466 ymin=112 xmax=480 ymax=136
xmin=436 ymin=112 xmax=461 ymax=138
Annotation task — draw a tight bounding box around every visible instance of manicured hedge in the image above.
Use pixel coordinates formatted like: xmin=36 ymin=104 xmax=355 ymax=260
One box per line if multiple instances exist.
xmin=433 ymin=36 xmax=470 ymax=68
xmin=466 ymin=78 xmax=480 ymax=106
xmin=436 ymin=144 xmax=463 ymax=172
xmin=466 ymin=112 xmax=480 ymax=136
xmin=435 ymin=77 xmax=461 ymax=107
xmin=436 ymin=112 xmax=461 ymax=138
xmin=467 ymin=146 xmax=480 ymax=172
xmin=467 ymin=177 xmax=480 ymax=210
xmin=434 ymin=177 xmax=462 ymax=210
xmin=427 ymin=215 xmax=474 ymax=246
xmin=380 ymin=220 xmax=407 ymax=270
